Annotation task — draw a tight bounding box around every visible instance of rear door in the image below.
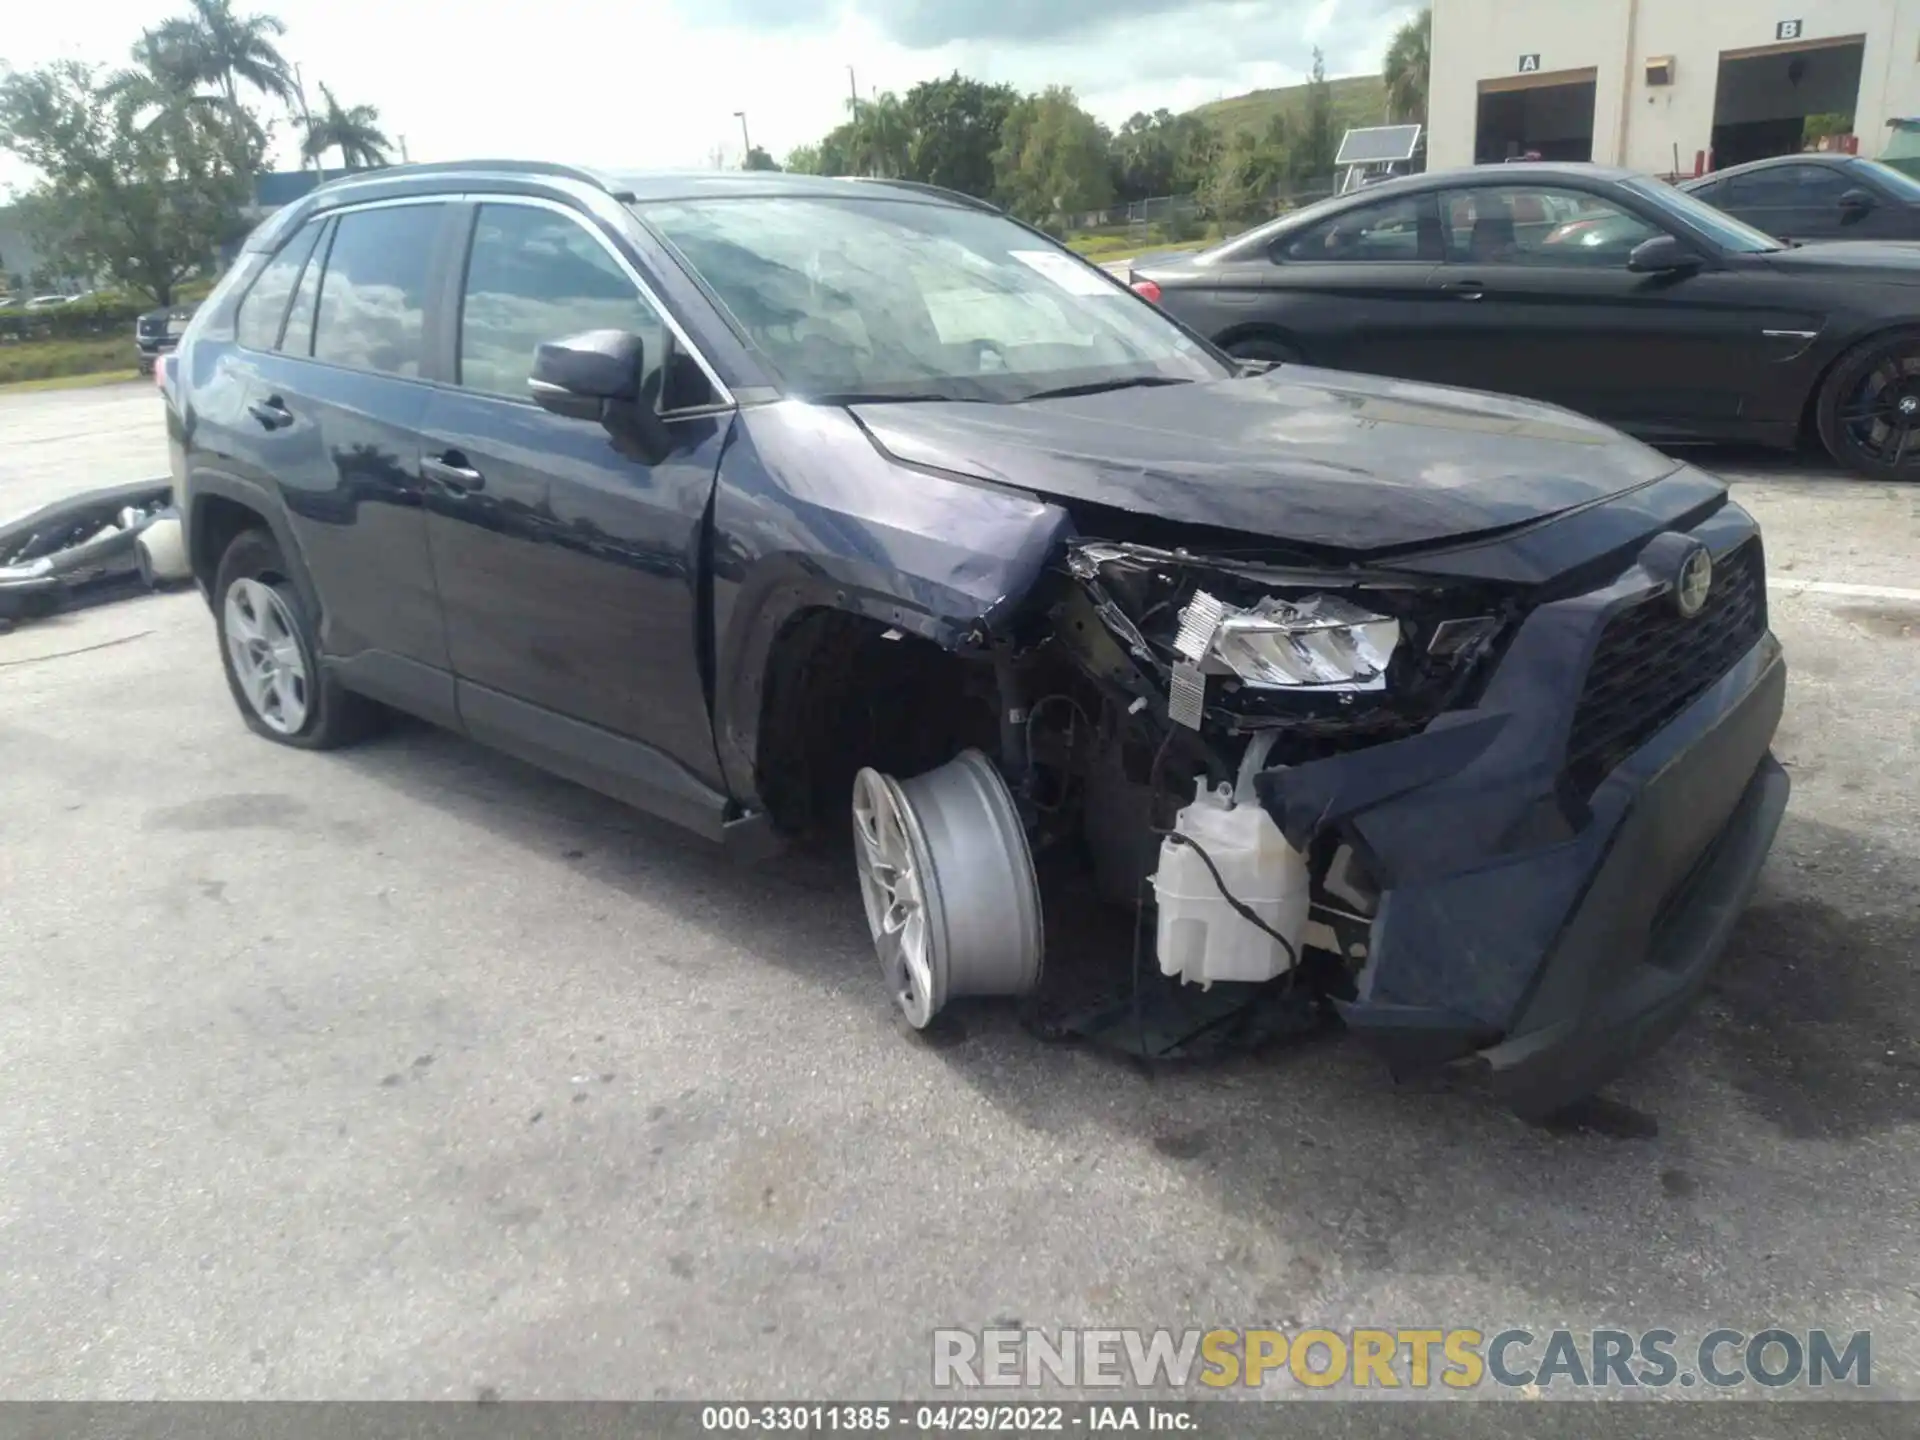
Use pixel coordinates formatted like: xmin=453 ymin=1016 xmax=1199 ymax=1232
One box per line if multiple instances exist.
xmin=417 ymin=197 xmax=735 ymax=814
xmin=1423 ymin=180 xmax=1784 ymax=434
xmin=218 ymin=201 xmax=458 ymax=715
xmin=247 ymin=200 xmax=458 ymax=691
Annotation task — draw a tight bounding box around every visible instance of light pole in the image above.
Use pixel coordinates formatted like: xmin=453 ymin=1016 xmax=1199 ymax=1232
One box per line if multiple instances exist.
xmin=733 ymin=111 xmax=752 ymax=164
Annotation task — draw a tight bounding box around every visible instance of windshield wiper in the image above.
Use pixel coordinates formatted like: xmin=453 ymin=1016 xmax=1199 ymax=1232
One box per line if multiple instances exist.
xmin=1018 ymin=376 xmax=1194 ymax=402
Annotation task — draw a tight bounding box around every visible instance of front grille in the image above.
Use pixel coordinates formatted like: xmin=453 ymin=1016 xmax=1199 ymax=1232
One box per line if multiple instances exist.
xmin=1565 ymin=539 xmax=1766 ymax=796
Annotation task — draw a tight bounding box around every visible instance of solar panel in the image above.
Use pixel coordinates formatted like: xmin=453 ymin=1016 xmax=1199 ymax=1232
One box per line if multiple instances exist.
xmin=1335 ymin=125 xmax=1423 ymax=166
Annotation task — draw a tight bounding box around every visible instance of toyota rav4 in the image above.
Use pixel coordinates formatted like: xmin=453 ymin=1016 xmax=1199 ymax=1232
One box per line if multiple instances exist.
xmin=166 ymin=162 xmax=1789 ymax=1116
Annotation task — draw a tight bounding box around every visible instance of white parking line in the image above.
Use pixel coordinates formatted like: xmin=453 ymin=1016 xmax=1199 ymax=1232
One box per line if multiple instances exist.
xmin=1770 ymin=579 xmax=1920 ymax=604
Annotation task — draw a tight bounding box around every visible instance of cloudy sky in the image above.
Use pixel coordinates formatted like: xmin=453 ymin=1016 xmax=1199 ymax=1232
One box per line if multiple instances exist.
xmin=1 ymin=0 xmax=1417 ymax=195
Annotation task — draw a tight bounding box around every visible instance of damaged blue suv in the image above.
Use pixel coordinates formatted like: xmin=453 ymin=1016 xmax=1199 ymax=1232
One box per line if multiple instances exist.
xmin=165 ymin=162 xmax=1788 ymax=1117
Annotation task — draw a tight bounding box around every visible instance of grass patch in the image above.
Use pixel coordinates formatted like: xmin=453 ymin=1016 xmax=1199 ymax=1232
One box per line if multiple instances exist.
xmin=1190 ymin=73 xmax=1388 ymax=139
xmin=0 ymin=368 xmax=142 ymax=394
xmin=0 ymin=336 xmax=133 ymax=387
xmin=1066 ymin=232 xmax=1222 ymax=264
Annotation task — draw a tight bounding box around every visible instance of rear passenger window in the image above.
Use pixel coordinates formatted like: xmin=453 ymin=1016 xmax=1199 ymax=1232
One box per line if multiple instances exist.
xmin=279 ymin=219 xmax=331 ymax=357
xmin=458 ymin=203 xmax=666 ymax=400
xmin=235 ymin=220 xmax=323 ymax=351
xmin=312 ymin=204 xmax=443 ymax=377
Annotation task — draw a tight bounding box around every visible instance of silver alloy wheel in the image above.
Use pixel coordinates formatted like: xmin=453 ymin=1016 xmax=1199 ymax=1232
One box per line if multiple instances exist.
xmin=224 ymin=577 xmax=310 ymax=735
xmin=852 ymin=749 xmax=1044 ymax=1029
xmin=853 ymin=767 xmax=938 ymax=1026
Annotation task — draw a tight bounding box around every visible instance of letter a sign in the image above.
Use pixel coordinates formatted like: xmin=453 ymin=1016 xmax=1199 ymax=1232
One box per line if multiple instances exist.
xmin=1518 ymin=53 xmax=1541 ymax=72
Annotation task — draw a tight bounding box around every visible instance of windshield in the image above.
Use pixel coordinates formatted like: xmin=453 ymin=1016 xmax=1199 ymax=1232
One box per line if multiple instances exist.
xmin=1621 ymin=175 xmax=1784 ymax=253
xmin=640 ymin=196 xmax=1226 ymax=402
xmin=1855 ymin=157 xmax=1920 ymax=200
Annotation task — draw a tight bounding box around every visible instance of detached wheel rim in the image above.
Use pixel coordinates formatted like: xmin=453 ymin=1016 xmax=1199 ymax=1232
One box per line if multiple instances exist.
xmin=224 ymin=578 xmax=309 ymax=735
xmin=1841 ymin=351 xmax=1920 ymax=466
xmin=851 ymin=750 xmax=1043 ymax=1030
xmin=853 ymin=768 xmax=937 ymax=1027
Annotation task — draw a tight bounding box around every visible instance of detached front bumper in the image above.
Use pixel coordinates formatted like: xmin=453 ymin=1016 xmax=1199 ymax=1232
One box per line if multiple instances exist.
xmin=1255 ymin=506 xmax=1787 ymax=1117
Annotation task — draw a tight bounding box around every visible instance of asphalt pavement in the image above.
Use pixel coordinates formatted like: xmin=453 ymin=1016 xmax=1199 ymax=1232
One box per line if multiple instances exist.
xmin=1 ymin=384 xmax=1917 ymax=1400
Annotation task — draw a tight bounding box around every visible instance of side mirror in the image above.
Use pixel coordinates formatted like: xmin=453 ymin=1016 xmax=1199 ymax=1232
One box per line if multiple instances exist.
xmin=1839 ymin=187 xmax=1877 ymax=219
xmin=1626 ymin=235 xmax=1700 ymax=274
xmin=530 ymin=329 xmax=643 ymax=420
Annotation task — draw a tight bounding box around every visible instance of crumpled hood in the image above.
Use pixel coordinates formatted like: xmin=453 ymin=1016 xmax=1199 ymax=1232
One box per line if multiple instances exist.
xmin=853 ymin=367 xmax=1682 ymax=554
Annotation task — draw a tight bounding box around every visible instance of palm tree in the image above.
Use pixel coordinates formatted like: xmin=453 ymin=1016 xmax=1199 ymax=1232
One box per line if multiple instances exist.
xmin=299 ymin=83 xmax=391 ymax=170
xmin=108 ymin=39 xmax=267 ymax=167
xmin=137 ymin=0 xmax=293 ymax=110
xmin=1383 ymin=8 xmax=1431 ymax=124
xmin=846 ymin=91 xmax=909 ymax=178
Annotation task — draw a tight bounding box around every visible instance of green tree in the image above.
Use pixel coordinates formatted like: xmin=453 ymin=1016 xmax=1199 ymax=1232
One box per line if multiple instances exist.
xmin=784 ymin=142 xmax=823 ymax=174
xmin=1173 ymin=114 xmax=1223 ymax=196
xmin=846 ymin=90 xmax=910 ymax=178
xmin=993 ymin=87 xmax=1113 ymax=227
xmin=1295 ymin=48 xmax=1337 ymax=186
xmin=298 ymin=82 xmax=390 ymax=169
xmin=1111 ymin=109 xmax=1220 ymax=202
xmin=1383 ymin=8 xmax=1432 ymax=124
xmin=1201 ymin=118 xmax=1292 ymax=227
xmin=900 ymin=73 xmax=1018 ymax=199
xmin=1111 ymin=110 xmax=1177 ymax=202
xmin=0 ymin=59 xmax=256 ymax=304
xmin=742 ymin=144 xmax=780 ymax=171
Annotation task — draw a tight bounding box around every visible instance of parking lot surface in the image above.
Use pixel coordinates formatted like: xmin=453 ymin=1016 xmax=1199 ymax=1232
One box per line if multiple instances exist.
xmin=2 ymin=385 xmax=1918 ymax=1398
xmin=0 ymin=382 xmax=165 ymax=518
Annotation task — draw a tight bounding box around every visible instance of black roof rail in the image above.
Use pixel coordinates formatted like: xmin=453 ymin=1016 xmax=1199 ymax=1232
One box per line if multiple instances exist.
xmin=316 ymin=159 xmax=635 ymax=201
xmin=847 ymin=176 xmax=1001 ymax=213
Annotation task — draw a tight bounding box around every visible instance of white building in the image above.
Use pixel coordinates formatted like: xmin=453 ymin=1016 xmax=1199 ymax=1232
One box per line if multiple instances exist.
xmin=1429 ymin=0 xmax=1920 ymax=176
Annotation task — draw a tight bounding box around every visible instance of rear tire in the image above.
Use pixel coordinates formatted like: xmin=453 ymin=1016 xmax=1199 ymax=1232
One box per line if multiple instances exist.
xmin=1816 ymin=328 xmax=1920 ymax=480
xmin=213 ymin=528 xmax=379 ymax=749
xmin=1224 ymin=336 xmax=1302 ymax=365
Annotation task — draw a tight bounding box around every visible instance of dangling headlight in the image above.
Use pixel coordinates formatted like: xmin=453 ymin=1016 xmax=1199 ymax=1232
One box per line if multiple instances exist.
xmin=1212 ymin=595 xmax=1400 ymax=690
xmin=1176 ymin=590 xmax=1400 ymax=691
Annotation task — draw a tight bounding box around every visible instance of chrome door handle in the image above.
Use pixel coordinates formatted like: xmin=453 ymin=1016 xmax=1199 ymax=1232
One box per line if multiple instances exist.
xmin=422 ymin=455 xmax=485 ymax=493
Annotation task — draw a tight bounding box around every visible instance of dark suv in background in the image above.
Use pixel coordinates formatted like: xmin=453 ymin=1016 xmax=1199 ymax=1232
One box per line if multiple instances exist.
xmin=135 ymin=301 xmax=198 ymax=376
xmin=164 ymin=161 xmax=1788 ymax=1117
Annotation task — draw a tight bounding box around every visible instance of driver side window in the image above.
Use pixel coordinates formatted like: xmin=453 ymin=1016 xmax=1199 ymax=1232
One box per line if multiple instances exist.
xmin=458 ymin=203 xmax=668 ymax=402
xmin=1440 ymin=186 xmax=1661 ymax=267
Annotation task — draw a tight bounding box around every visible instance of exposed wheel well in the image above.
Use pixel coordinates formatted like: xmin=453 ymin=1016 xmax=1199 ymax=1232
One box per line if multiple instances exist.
xmin=191 ymin=495 xmax=268 ymax=594
xmin=753 ymin=608 xmax=998 ymax=836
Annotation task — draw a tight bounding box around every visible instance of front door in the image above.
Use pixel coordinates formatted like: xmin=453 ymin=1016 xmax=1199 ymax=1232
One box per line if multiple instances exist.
xmin=1423 ymin=181 xmax=1787 ymax=436
xmin=419 ymin=199 xmax=733 ymax=811
xmin=1233 ymin=190 xmax=1452 ymax=380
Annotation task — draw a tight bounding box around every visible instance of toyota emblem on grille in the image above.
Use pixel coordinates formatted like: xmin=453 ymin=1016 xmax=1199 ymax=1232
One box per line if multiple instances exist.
xmin=1675 ymin=546 xmax=1714 ymax=618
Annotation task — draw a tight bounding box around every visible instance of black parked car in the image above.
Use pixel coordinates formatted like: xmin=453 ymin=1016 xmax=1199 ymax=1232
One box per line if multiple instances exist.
xmin=136 ymin=301 xmax=198 ymax=376
xmin=165 ymin=162 xmax=1787 ymax=1116
xmin=1680 ymin=152 xmax=1920 ymax=244
xmin=1132 ymin=161 xmax=1920 ymax=478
